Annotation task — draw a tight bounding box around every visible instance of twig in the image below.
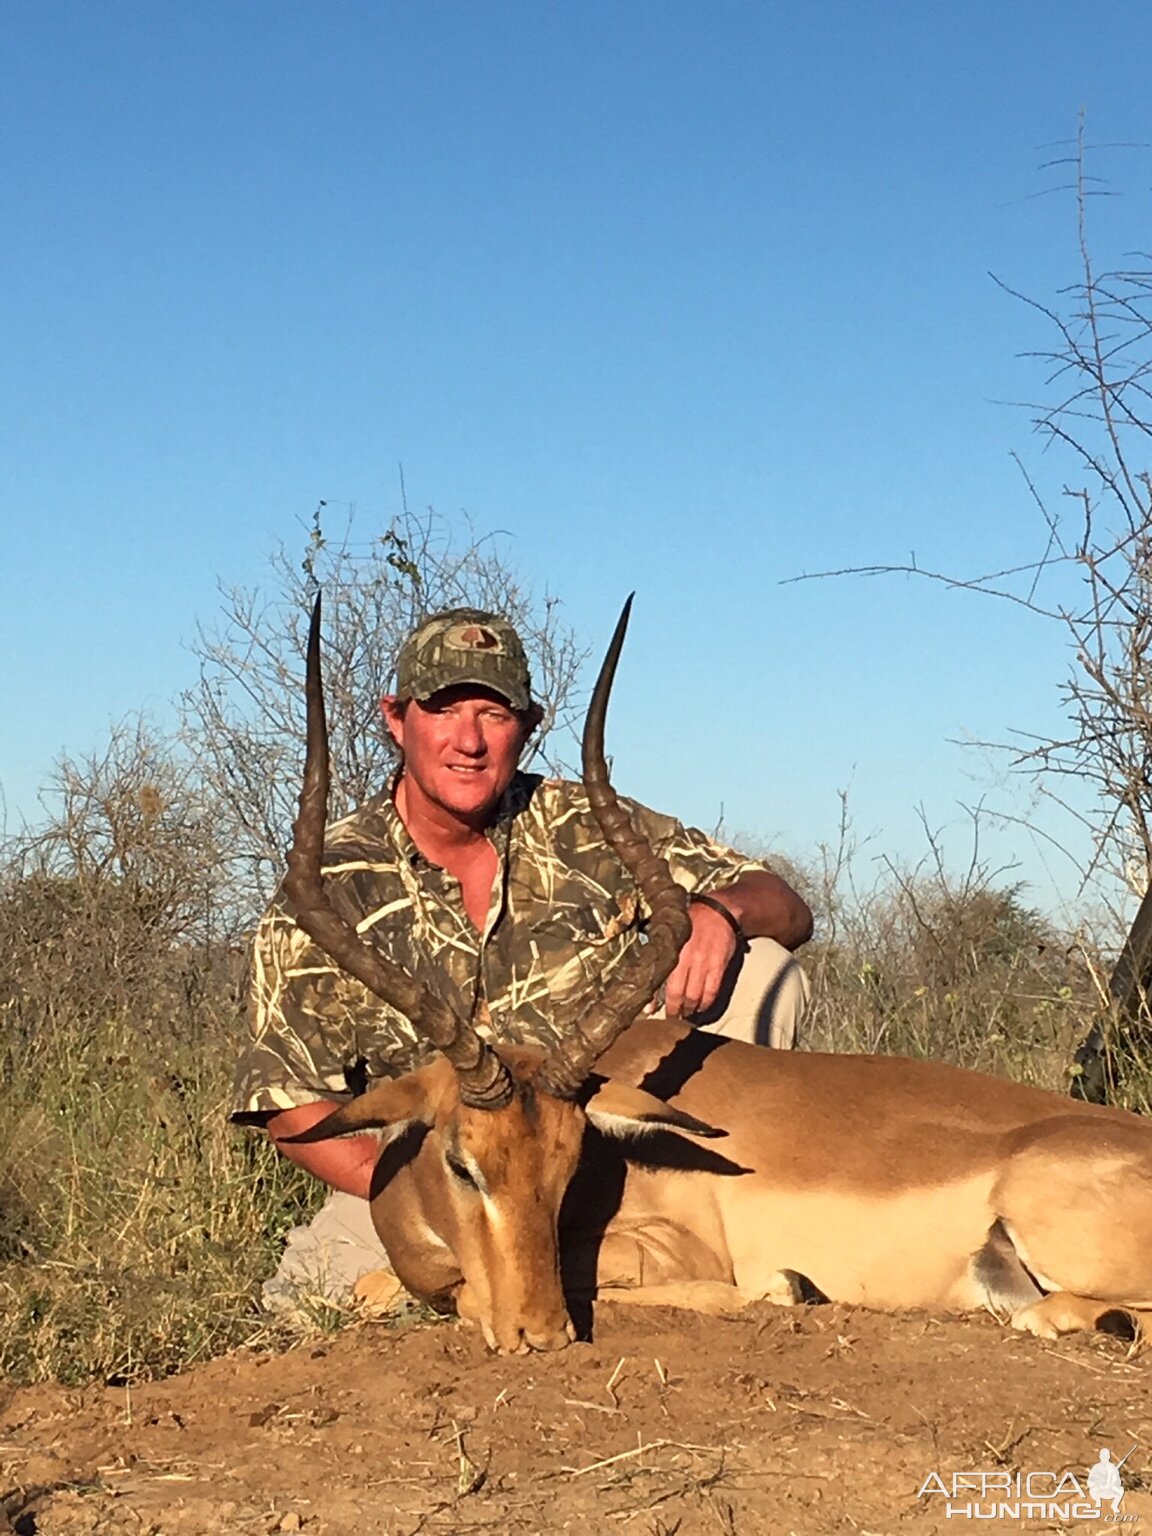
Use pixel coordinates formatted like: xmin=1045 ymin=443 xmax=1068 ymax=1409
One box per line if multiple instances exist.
xmin=567 ymin=1439 xmax=723 ymax=1478
xmin=564 ymin=1396 xmax=620 ymax=1416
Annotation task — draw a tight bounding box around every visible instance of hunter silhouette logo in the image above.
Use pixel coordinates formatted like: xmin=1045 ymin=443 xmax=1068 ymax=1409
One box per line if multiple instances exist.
xmin=917 ymin=1443 xmax=1139 ymax=1520
xmin=1087 ymin=1447 xmax=1129 ymax=1514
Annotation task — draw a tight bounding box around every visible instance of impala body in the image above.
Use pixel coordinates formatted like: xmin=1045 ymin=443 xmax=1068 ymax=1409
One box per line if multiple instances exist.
xmin=300 ymin=1014 xmax=1152 ymax=1352
xmin=287 ymin=598 xmax=1152 ymax=1353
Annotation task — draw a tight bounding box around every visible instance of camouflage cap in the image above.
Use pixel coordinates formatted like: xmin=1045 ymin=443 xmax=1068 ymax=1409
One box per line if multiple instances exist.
xmin=395 ymin=608 xmax=533 ymax=711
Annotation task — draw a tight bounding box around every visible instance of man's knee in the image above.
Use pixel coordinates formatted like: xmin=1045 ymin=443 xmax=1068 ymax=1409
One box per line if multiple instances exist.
xmin=262 ymin=1190 xmax=390 ymax=1313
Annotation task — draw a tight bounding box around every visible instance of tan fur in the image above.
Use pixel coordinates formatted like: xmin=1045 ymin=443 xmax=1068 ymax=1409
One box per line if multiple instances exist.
xmin=304 ymin=1019 xmax=1152 ymax=1352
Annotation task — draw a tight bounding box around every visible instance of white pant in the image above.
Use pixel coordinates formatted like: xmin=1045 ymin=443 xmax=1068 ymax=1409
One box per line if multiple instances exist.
xmin=262 ymin=937 xmax=808 ymax=1312
xmin=677 ymin=933 xmax=809 ymax=1050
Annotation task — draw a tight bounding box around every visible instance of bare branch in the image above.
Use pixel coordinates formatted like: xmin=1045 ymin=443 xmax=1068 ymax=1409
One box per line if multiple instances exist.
xmin=789 ymin=129 xmax=1152 ymax=914
xmin=181 ymin=504 xmax=587 ymax=909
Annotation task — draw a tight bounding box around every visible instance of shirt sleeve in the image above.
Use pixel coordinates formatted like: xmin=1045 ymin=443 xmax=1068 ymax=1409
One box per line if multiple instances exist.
xmin=231 ymin=897 xmax=380 ymax=1123
xmin=621 ymin=796 xmax=771 ymax=898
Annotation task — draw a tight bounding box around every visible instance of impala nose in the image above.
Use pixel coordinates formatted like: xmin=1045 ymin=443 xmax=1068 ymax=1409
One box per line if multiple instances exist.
xmin=496 ymin=1314 xmax=576 ymax=1354
xmin=522 ymin=1326 xmax=573 ymax=1352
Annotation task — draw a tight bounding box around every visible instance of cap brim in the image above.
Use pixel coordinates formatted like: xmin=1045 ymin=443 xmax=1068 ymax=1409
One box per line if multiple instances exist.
xmin=409 ymin=675 xmax=531 ymax=711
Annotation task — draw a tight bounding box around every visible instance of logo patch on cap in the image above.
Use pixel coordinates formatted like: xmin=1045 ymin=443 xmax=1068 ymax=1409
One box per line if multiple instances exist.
xmin=395 ymin=607 xmax=532 ymax=709
xmin=446 ymin=622 xmax=505 ymax=654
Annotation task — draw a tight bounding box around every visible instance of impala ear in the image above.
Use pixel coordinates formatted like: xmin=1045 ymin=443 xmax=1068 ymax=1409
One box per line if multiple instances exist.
xmin=583 ymin=1081 xmax=726 ymax=1141
xmin=281 ymin=1071 xmax=441 ymax=1144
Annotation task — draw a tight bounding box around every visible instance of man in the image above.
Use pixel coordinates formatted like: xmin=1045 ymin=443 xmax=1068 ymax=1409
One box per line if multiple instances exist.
xmin=233 ymin=607 xmax=812 ymax=1310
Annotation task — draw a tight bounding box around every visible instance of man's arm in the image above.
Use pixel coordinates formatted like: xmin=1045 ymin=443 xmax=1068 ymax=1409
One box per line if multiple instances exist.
xmin=265 ymin=1100 xmax=379 ymax=1200
xmin=237 ymin=890 xmax=389 ymax=1199
xmin=663 ymin=870 xmax=812 ymax=1021
xmin=705 ymin=869 xmax=813 ymax=950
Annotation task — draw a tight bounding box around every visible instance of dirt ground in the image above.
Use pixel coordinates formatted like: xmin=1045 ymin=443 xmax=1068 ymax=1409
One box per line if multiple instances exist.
xmin=2 ymin=1301 xmax=1150 ymax=1536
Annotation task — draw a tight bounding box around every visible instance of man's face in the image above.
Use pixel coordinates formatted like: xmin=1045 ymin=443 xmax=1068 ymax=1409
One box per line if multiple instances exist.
xmin=381 ymin=684 xmax=532 ymax=825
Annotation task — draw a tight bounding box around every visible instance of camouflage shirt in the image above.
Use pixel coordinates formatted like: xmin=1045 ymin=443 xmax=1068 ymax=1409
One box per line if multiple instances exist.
xmin=232 ymin=771 xmax=768 ymax=1121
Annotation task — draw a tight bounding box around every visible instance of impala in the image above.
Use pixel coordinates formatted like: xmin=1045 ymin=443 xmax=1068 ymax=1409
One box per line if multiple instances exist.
xmin=283 ymin=597 xmax=1152 ymax=1354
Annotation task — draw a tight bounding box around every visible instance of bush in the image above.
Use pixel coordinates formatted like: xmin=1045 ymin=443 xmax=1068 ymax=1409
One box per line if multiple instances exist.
xmin=799 ymin=852 xmax=1106 ymax=1095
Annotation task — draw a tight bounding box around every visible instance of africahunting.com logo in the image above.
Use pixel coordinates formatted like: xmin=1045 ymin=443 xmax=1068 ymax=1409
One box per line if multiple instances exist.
xmin=917 ymin=1446 xmax=1138 ymax=1521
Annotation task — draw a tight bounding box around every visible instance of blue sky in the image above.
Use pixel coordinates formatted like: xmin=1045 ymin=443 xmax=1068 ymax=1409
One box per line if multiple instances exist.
xmin=4 ymin=0 xmax=1151 ymax=919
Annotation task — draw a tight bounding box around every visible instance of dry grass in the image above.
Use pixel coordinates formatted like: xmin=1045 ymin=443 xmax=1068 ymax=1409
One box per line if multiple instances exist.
xmin=0 ymin=1010 xmax=323 ymax=1384
xmin=775 ymin=831 xmax=1152 ymax=1108
xmin=801 ymin=882 xmax=1094 ymax=1087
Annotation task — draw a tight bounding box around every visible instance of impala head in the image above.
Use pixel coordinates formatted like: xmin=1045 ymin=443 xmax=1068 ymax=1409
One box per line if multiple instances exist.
xmin=288 ymin=1046 xmax=720 ymax=1352
xmin=282 ymin=594 xmax=713 ymax=1352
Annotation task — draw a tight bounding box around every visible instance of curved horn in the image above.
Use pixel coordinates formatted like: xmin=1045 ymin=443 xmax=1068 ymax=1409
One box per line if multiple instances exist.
xmin=538 ymin=595 xmax=692 ymax=1098
xmin=283 ymin=595 xmax=513 ymax=1110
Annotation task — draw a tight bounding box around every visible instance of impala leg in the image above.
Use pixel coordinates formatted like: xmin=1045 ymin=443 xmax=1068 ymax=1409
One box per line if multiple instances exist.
xmin=352 ymin=1268 xmax=407 ymax=1314
xmin=595 ymin=1218 xmax=731 ymax=1289
xmin=1011 ymin=1292 xmax=1142 ymax=1341
xmin=596 ymin=1269 xmax=811 ymax=1315
xmin=968 ymin=1218 xmax=1044 ymax=1319
xmin=587 ymin=1220 xmax=741 ymax=1314
xmin=455 ymin=1281 xmax=482 ymax=1324
xmin=992 ymin=1119 xmax=1152 ymax=1338
xmin=589 ymin=1218 xmax=813 ymax=1315
xmin=596 ymin=1280 xmax=756 ymax=1314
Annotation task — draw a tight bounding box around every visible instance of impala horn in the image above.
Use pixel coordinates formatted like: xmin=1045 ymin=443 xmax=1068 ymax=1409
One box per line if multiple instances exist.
xmin=283 ymin=595 xmax=514 ymax=1110
xmin=538 ymin=595 xmax=692 ymax=1098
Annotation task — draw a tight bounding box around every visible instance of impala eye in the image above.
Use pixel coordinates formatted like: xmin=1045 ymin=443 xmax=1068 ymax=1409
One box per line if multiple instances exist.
xmin=446 ymin=1153 xmax=478 ymax=1188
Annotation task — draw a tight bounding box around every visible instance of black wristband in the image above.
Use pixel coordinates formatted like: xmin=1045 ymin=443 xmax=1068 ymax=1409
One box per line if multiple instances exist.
xmin=689 ymin=893 xmax=748 ymax=950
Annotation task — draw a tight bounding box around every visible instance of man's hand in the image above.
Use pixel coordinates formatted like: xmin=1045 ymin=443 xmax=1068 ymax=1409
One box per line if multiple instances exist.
xmin=662 ymin=899 xmax=739 ymax=1019
xmin=660 ymin=870 xmax=813 ymax=1021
